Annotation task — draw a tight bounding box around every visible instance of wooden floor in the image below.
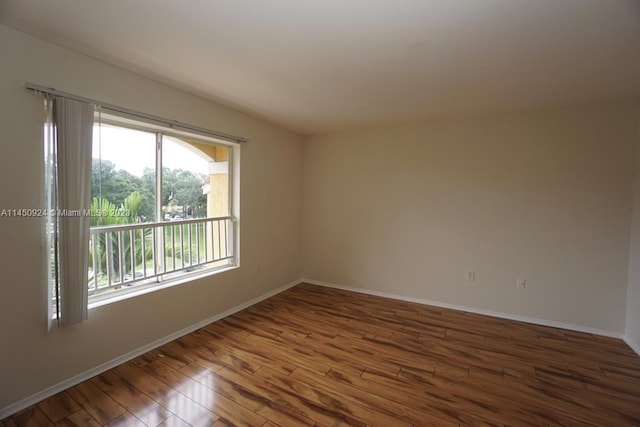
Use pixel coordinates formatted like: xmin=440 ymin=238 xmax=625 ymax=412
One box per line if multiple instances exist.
xmin=3 ymin=283 xmax=640 ymax=426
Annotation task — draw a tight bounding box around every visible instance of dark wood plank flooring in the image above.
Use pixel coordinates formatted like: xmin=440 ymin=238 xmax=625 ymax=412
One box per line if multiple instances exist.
xmin=3 ymin=283 xmax=640 ymax=426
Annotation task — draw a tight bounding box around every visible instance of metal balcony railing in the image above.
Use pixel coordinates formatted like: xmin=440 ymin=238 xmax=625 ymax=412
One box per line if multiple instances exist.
xmin=88 ymin=216 xmax=235 ymax=296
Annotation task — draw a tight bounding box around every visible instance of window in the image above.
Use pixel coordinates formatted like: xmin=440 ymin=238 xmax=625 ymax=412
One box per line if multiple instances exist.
xmin=48 ymin=109 xmax=239 ymax=308
xmin=33 ymin=85 xmax=245 ymax=326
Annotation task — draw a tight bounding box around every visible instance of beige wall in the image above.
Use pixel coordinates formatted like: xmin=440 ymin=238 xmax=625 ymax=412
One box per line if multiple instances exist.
xmin=0 ymin=25 xmax=302 ymax=409
xmin=302 ymin=103 xmax=639 ymax=333
xmin=626 ymin=110 xmax=640 ymax=350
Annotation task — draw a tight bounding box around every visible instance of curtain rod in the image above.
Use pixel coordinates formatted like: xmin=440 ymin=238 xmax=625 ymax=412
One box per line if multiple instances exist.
xmin=25 ymin=82 xmax=249 ymax=144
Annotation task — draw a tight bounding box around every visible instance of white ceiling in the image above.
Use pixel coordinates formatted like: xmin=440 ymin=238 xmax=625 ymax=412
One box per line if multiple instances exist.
xmin=1 ymin=0 xmax=639 ymax=135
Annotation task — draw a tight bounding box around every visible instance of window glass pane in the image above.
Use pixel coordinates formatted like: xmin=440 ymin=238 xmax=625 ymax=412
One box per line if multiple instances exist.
xmin=84 ymin=120 xmax=235 ymax=301
xmin=161 ymin=135 xmax=210 ymax=221
xmin=92 ymin=123 xmax=156 ymax=224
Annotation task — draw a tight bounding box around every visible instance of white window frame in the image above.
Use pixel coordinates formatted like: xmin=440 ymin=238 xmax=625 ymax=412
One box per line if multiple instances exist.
xmin=69 ymin=112 xmax=240 ymax=308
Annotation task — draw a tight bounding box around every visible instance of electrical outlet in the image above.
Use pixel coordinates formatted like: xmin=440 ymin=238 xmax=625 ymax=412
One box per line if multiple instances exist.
xmin=465 ymin=271 xmax=475 ymax=281
xmin=516 ymin=277 xmax=526 ymax=289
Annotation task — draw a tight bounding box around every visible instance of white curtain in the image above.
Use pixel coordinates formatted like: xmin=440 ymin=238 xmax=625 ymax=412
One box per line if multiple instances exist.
xmin=53 ymin=97 xmax=94 ymax=326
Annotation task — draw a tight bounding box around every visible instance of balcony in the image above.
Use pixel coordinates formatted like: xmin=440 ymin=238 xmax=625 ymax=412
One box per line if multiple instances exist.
xmin=88 ymin=216 xmax=235 ymax=298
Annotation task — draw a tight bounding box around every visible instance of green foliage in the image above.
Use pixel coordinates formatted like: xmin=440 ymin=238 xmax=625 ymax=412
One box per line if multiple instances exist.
xmin=89 ymin=194 xmax=152 ymax=285
xmin=93 ymin=160 xmax=206 ymax=221
xmin=161 ymin=167 xmax=207 ymax=218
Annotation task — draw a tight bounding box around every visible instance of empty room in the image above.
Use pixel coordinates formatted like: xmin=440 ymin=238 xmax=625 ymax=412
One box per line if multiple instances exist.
xmin=1 ymin=0 xmax=640 ymax=425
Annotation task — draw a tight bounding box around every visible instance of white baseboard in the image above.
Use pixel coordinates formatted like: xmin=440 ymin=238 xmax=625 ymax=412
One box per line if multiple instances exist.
xmin=623 ymin=335 xmax=640 ymax=357
xmin=302 ymin=278 xmax=624 ymax=339
xmin=0 ymin=278 xmax=302 ymax=420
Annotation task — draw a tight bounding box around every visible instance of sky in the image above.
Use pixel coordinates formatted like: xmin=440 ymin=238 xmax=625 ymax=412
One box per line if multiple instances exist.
xmin=92 ymin=124 xmax=210 ymax=176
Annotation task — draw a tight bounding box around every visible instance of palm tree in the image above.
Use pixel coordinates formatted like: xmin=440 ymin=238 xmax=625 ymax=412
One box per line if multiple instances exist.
xmin=89 ymin=192 xmax=152 ymax=287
